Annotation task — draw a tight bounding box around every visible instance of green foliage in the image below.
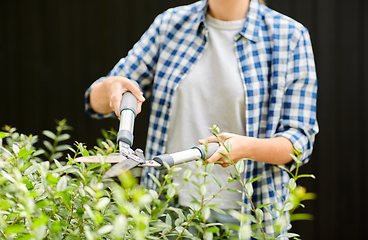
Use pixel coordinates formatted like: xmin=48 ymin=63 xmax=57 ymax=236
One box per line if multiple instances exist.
xmin=0 ymin=122 xmax=315 ymax=240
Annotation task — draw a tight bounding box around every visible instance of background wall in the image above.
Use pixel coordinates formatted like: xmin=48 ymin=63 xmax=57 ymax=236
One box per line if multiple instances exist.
xmin=1 ymin=0 xmax=367 ymax=239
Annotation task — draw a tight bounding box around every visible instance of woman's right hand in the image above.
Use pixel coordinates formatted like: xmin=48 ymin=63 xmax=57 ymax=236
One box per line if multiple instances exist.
xmin=90 ymin=76 xmax=145 ymax=117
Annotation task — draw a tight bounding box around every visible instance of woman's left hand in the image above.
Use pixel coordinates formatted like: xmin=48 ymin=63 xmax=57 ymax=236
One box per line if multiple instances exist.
xmin=201 ymin=133 xmax=257 ymax=167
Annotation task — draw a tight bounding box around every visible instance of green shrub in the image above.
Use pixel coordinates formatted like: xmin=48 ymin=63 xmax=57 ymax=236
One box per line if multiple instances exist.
xmin=0 ymin=120 xmax=315 ymax=240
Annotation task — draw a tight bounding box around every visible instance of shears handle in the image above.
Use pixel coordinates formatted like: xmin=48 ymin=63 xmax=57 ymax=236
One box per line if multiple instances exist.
xmin=153 ymin=142 xmax=220 ymax=169
xmin=117 ymin=81 xmax=140 ymax=147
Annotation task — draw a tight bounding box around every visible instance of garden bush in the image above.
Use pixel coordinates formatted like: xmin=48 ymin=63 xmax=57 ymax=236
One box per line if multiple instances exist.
xmin=0 ymin=120 xmax=315 ymax=240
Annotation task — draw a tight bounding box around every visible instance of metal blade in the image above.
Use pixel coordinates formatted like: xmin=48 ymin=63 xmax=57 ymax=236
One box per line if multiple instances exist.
xmin=102 ymin=159 xmax=140 ymax=179
xmin=75 ymin=154 xmax=127 ymax=163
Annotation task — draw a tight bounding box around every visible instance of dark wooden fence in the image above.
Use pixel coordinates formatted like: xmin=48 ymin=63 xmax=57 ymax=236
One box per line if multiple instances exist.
xmin=1 ymin=0 xmax=367 ymax=239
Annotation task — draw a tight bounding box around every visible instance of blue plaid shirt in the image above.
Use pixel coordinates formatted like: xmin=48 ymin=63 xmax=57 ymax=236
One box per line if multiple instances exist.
xmin=85 ymin=0 xmax=318 ymax=236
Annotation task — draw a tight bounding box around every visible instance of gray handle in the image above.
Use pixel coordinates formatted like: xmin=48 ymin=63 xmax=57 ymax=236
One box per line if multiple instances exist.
xmin=191 ymin=142 xmax=220 ymax=159
xmin=117 ymin=81 xmax=140 ymax=147
xmin=153 ymin=142 xmax=220 ymax=169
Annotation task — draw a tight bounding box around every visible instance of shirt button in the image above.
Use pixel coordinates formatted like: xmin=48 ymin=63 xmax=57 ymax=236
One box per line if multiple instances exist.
xmin=180 ymin=70 xmax=185 ymax=75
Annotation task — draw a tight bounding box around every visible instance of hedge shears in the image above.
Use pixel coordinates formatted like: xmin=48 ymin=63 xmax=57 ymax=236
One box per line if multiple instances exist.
xmin=76 ymin=81 xmax=219 ymax=178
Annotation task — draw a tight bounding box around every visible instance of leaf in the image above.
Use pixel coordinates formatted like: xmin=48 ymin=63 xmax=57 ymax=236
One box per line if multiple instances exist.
xmin=165 ymin=213 xmax=172 ymax=226
xmin=18 ymin=148 xmax=34 ymax=160
xmin=24 ymin=165 xmax=38 ymax=176
xmin=255 ymin=208 xmax=264 ymax=223
xmin=167 ymin=184 xmax=176 ymax=198
xmin=224 ymin=140 xmax=232 ymax=152
xmin=256 ymin=202 xmax=272 ymax=210
xmin=56 ymin=133 xmax=70 ymax=142
xmin=202 ymin=207 xmax=211 ymax=221
xmin=278 ymin=233 xmax=300 ymax=238
xmin=226 ymin=188 xmax=242 ymax=193
xmin=210 ymin=206 xmax=227 ymax=216
xmin=211 ymin=125 xmax=220 ymax=134
xmin=162 ymin=161 xmax=171 ymax=170
xmin=36 ymin=200 xmax=48 ymax=208
xmin=33 ymin=214 xmax=49 ymax=227
xmin=219 ymin=153 xmax=232 ymax=164
xmin=12 ymin=144 xmax=20 ymax=155
xmin=95 ymin=197 xmax=110 ymax=210
xmin=148 ymin=173 xmax=161 ymax=188
xmin=54 ymin=159 xmax=63 ymax=168
xmin=84 ymin=226 xmax=94 ymax=240
xmin=206 ymin=227 xmax=220 ymax=233
xmin=0 ymin=131 xmax=6 ymax=139
xmin=97 ymin=225 xmax=114 ymax=235
xmin=296 ymin=174 xmax=316 ymax=180
xmin=211 ymin=174 xmax=222 ymax=188
xmin=51 ymin=152 xmax=63 ymax=160
xmin=149 ymin=189 xmax=158 ymax=199
xmin=43 ymin=130 xmax=57 ymax=140
xmin=200 ymin=184 xmax=207 ymax=196
xmin=53 ymin=165 xmax=72 ymax=173
xmin=85 ymin=186 xmax=96 ymax=198
xmin=235 ymin=201 xmax=252 ymax=211
xmin=283 ymin=202 xmax=294 ymax=212
xmin=277 ymin=165 xmax=293 ymax=177
xmin=205 ymin=162 xmax=214 ymax=173
xmin=113 ymin=215 xmax=127 ymax=236
xmin=5 ymin=224 xmax=24 ymax=235
xmin=46 ymin=173 xmax=59 ymax=185
xmin=57 ymin=176 xmax=67 ymax=192
xmin=183 ymin=169 xmax=192 ymax=181
xmin=246 ymin=176 xmax=262 ymax=185
xmin=235 ymin=159 xmax=245 ymax=173
xmin=82 ymin=149 xmax=90 ymax=156
xmin=204 ymin=231 xmax=213 ymax=240
xmin=290 ymin=213 xmax=314 ymax=221
xmin=289 ymin=178 xmax=296 ymax=190
xmin=290 ymin=153 xmax=302 ymax=165
xmin=171 ymin=166 xmax=182 ymax=172
xmin=239 ymin=224 xmax=252 ymax=240
xmin=84 ymin=204 xmax=97 ymax=224
xmin=245 ymin=183 xmax=253 ymax=197
xmin=51 ymin=221 xmax=62 ymax=233
xmin=60 ymin=192 xmax=71 ymax=206
xmin=43 ymin=140 xmax=53 ymax=152
xmin=55 ymin=145 xmax=71 ymax=152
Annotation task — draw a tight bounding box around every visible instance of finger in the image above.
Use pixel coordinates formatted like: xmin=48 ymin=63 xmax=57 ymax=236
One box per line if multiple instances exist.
xmin=110 ymin=93 xmax=124 ymax=117
xmin=201 ymin=135 xmax=220 ymax=144
xmin=202 ymin=132 xmax=233 ymax=145
xmin=206 ymin=151 xmax=221 ymax=163
xmin=124 ymin=80 xmax=145 ymax=102
xmin=206 ymin=146 xmax=230 ymax=167
xmin=137 ymin=102 xmax=143 ymax=114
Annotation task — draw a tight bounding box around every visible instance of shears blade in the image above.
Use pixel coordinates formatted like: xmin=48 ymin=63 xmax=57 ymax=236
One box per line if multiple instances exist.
xmin=102 ymin=158 xmax=140 ymax=178
xmin=75 ymin=154 xmax=127 ymax=163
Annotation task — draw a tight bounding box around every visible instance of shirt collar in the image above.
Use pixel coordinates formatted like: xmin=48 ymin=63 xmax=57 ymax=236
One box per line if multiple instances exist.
xmin=196 ymin=0 xmax=209 ymax=32
xmin=196 ymin=0 xmax=262 ymax=42
xmin=240 ymin=0 xmax=262 ymax=42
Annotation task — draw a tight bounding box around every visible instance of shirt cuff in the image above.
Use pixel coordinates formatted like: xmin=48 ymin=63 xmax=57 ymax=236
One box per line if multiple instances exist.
xmin=274 ymin=128 xmax=313 ymax=172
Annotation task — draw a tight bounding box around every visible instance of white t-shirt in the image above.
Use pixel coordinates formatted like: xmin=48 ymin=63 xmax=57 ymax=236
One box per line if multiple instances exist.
xmin=166 ymin=14 xmax=246 ymax=209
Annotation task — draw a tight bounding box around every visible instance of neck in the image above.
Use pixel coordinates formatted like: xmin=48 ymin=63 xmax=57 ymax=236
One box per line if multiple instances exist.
xmin=207 ymin=0 xmax=250 ymax=21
